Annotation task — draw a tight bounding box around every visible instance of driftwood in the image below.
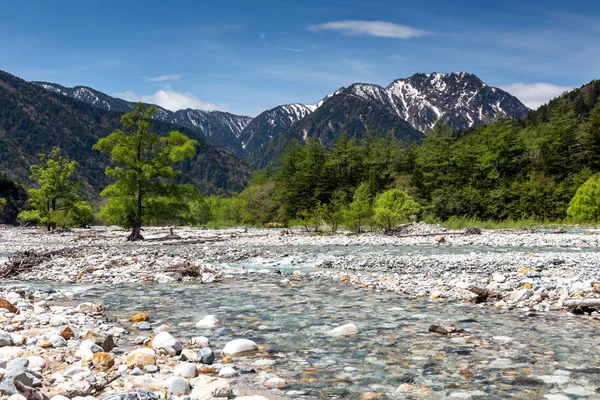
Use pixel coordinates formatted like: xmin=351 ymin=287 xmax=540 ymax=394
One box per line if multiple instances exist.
xmin=467 ymin=285 xmax=503 ymax=303
xmin=0 ymin=297 xmax=19 ymax=313
xmin=563 ymin=299 xmax=600 ymax=308
xmin=63 ymin=372 xmax=121 ymax=398
xmin=0 ymin=248 xmax=74 ymax=278
xmin=14 ymin=380 xmax=49 ymax=400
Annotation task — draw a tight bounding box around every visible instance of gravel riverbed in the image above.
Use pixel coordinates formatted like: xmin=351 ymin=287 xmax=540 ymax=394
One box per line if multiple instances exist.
xmin=1 ymin=224 xmax=600 ymax=400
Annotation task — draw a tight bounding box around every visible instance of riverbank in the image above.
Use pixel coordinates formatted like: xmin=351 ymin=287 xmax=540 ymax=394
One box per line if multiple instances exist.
xmin=2 ymin=224 xmax=600 ymax=399
xmin=2 ymin=225 xmax=600 ymax=313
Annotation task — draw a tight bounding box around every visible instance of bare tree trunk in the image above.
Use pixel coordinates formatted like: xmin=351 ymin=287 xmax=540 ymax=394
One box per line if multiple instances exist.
xmin=127 ymin=187 xmax=144 ymax=241
xmin=127 ymin=225 xmax=143 ymax=241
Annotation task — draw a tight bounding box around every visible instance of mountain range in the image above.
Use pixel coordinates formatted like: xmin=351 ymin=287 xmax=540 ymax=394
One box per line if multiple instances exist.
xmin=34 ymin=72 xmax=529 ymax=168
xmin=0 ymin=71 xmax=251 ymax=197
xmin=0 ymin=69 xmax=530 ymax=198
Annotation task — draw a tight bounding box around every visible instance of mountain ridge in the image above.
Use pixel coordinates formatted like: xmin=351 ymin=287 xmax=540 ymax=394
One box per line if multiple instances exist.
xmin=32 ymin=71 xmax=529 ymax=169
xmin=1 ymin=71 xmax=252 ymax=197
xmin=33 ymin=81 xmax=253 ymax=156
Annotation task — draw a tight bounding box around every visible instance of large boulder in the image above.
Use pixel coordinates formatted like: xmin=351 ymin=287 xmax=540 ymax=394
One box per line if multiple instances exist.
xmin=127 ymin=348 xmax=156 ymax=370
xmin=151 ymin=332 xmax=182 ymax=355
xmin=168 ymin=377 xmax=190 ymax=396
xmin=83 ymin=331 xmax=114 ymax=352
xmin=221 ymin=339 xmax=258 ymax=357
xmin=189 ymin=377 xmax=232 ymax=400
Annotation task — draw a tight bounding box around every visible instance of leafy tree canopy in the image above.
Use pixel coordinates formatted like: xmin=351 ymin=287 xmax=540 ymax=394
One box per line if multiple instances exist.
xmin=93 ymin=103 xmax=198 ymax=240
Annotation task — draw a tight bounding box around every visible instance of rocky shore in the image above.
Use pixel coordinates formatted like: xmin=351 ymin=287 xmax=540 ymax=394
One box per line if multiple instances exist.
xmin=0 ymin=283 xmax=298 ymax=400
xmin=2 ymin=223 xmax=600 ymax=399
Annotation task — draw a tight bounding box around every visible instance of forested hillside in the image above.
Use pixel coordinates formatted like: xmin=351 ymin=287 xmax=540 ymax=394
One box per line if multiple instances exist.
xmin=235 ymin=80 xmax=600 ymax=224
xmin=0 ymin=71 xmax=252 ymax=197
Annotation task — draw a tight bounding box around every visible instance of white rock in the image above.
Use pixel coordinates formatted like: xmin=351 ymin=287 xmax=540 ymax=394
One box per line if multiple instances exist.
xmin=50 ymin=373 xmax=66 ymax=383
xmin=327 ymin=323 xmax=359 ymax=336
xmin=50 ymin=396 xmax=71 ymax=400
xmin=264 ymin=377 xmax=287 ymax=389
xmin=173 ymin=362 xmax=197 ymax=378
xmin=201 ymin=273 xmax=216 ymax=284
xmin=75 ymin=303 xmax=100 ymax=313
xmin=218 ymin=366 xmax=238 ymax=378
xmin=27 ymin=356 xmax=46 ymax=370
xmin=563 ymin=386 xmax=595 ymax=397
xmin=168 ymin=376 xmax=191 ymax=396
xmin=80 ymin=340 xmax=103 ymax=353
xmin=221 ymin=339 xmax=258 ymax=357
xmin=492 ymin=336 xmax=513 ymax=343
xmin=189 ymin=376 xmax=232 ymax=400
xmin=49 ymin=316 xmax=68 ymax=327
xmin=492 ymin=273 xmax=506 ymax=283
xmin=539 ymin=375 xmax=570 ymax=385
xmin=151 ymin=332 xmax=182 ymax=355
xmin=7 ymin=395 xmax=26 ymax=400
xmin=189 ymin=336 xmax=210 ymax=348
xmin=506 ymin=289 xmax=534 ymax=302
xmin=195 ymin=315 xmax=221 ymax=329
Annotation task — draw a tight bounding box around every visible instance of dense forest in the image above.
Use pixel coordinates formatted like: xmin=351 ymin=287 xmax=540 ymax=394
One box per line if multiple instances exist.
xmin=225 ymin=79 xmax=600 ymax=227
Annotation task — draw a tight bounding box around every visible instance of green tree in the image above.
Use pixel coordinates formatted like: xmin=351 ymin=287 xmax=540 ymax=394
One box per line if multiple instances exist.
xmin=373 ymin=189 xmax=421 ymax=231
xmin=69 ymin=201 xmax=94 ymax=227
xmin=17 ymin=147 xmax=82 ymax=230
xmin=0 ymin=174 xmax=28 ymax=225
xmin=93 ymin=103 xmax=198 ymax=240
xmin=0 ymin=198 xmax=6 ymax=214
xmin=343 ymin=182 xmax=374 ymax=233
xmin=323 ymin=190 xmax=347 ymax=232
xmin=567 ymin=173 xmax=600 ymax=222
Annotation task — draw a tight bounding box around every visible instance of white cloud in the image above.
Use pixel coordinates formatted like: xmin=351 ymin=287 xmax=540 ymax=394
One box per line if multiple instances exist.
xmin=309 ymin=20 xmax=432 ymax=39
xmin=274 ymin=46 xmax=302 ymax=52
xmin=115 ymin=89 xmax=221 ymax=112
xmin=388 ymin=54 xmax=402 ymax=60
xmin=146 ymin=74 xmax=183 ymax=82
xmin=500 ymin=83 xmax=573 ymax=109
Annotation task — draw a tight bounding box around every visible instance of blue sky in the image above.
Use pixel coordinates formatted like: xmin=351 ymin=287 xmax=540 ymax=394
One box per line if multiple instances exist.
xmin=1 ymin=0 xmax=598 ymax=116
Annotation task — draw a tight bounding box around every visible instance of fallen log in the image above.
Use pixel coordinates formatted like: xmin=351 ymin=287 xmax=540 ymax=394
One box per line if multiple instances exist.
xmin=563 ymin=299 xmax=600 ymax=308
xmin=63 ymin=372 xmax=120 ymax=398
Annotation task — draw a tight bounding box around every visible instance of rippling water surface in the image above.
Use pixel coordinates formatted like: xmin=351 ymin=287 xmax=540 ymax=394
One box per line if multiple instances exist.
xmin=51 ymin=275 xmax=600 ymax=399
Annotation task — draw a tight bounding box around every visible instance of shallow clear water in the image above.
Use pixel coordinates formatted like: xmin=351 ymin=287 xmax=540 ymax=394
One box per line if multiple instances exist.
xmin=25 ymin=275 xmax=600 ymax=399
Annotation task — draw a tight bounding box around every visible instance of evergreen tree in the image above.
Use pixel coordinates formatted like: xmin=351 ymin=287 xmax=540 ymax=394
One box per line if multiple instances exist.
xmin=93 ymin=103 xmax=198 ymax=240
xmin=343 ymin=182 xmax=374 ymax=233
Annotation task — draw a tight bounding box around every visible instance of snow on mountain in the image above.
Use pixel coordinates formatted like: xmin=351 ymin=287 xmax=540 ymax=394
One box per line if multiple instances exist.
xmin=33 ymin=81 xmax=252 ymax=156
xmin=238 ymin=103 xmax=316 ymax=153
xmin=343 ymin=72 xmax=530 ymax=132
xmin=33 ymin=72 xmax=529 ymax=163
